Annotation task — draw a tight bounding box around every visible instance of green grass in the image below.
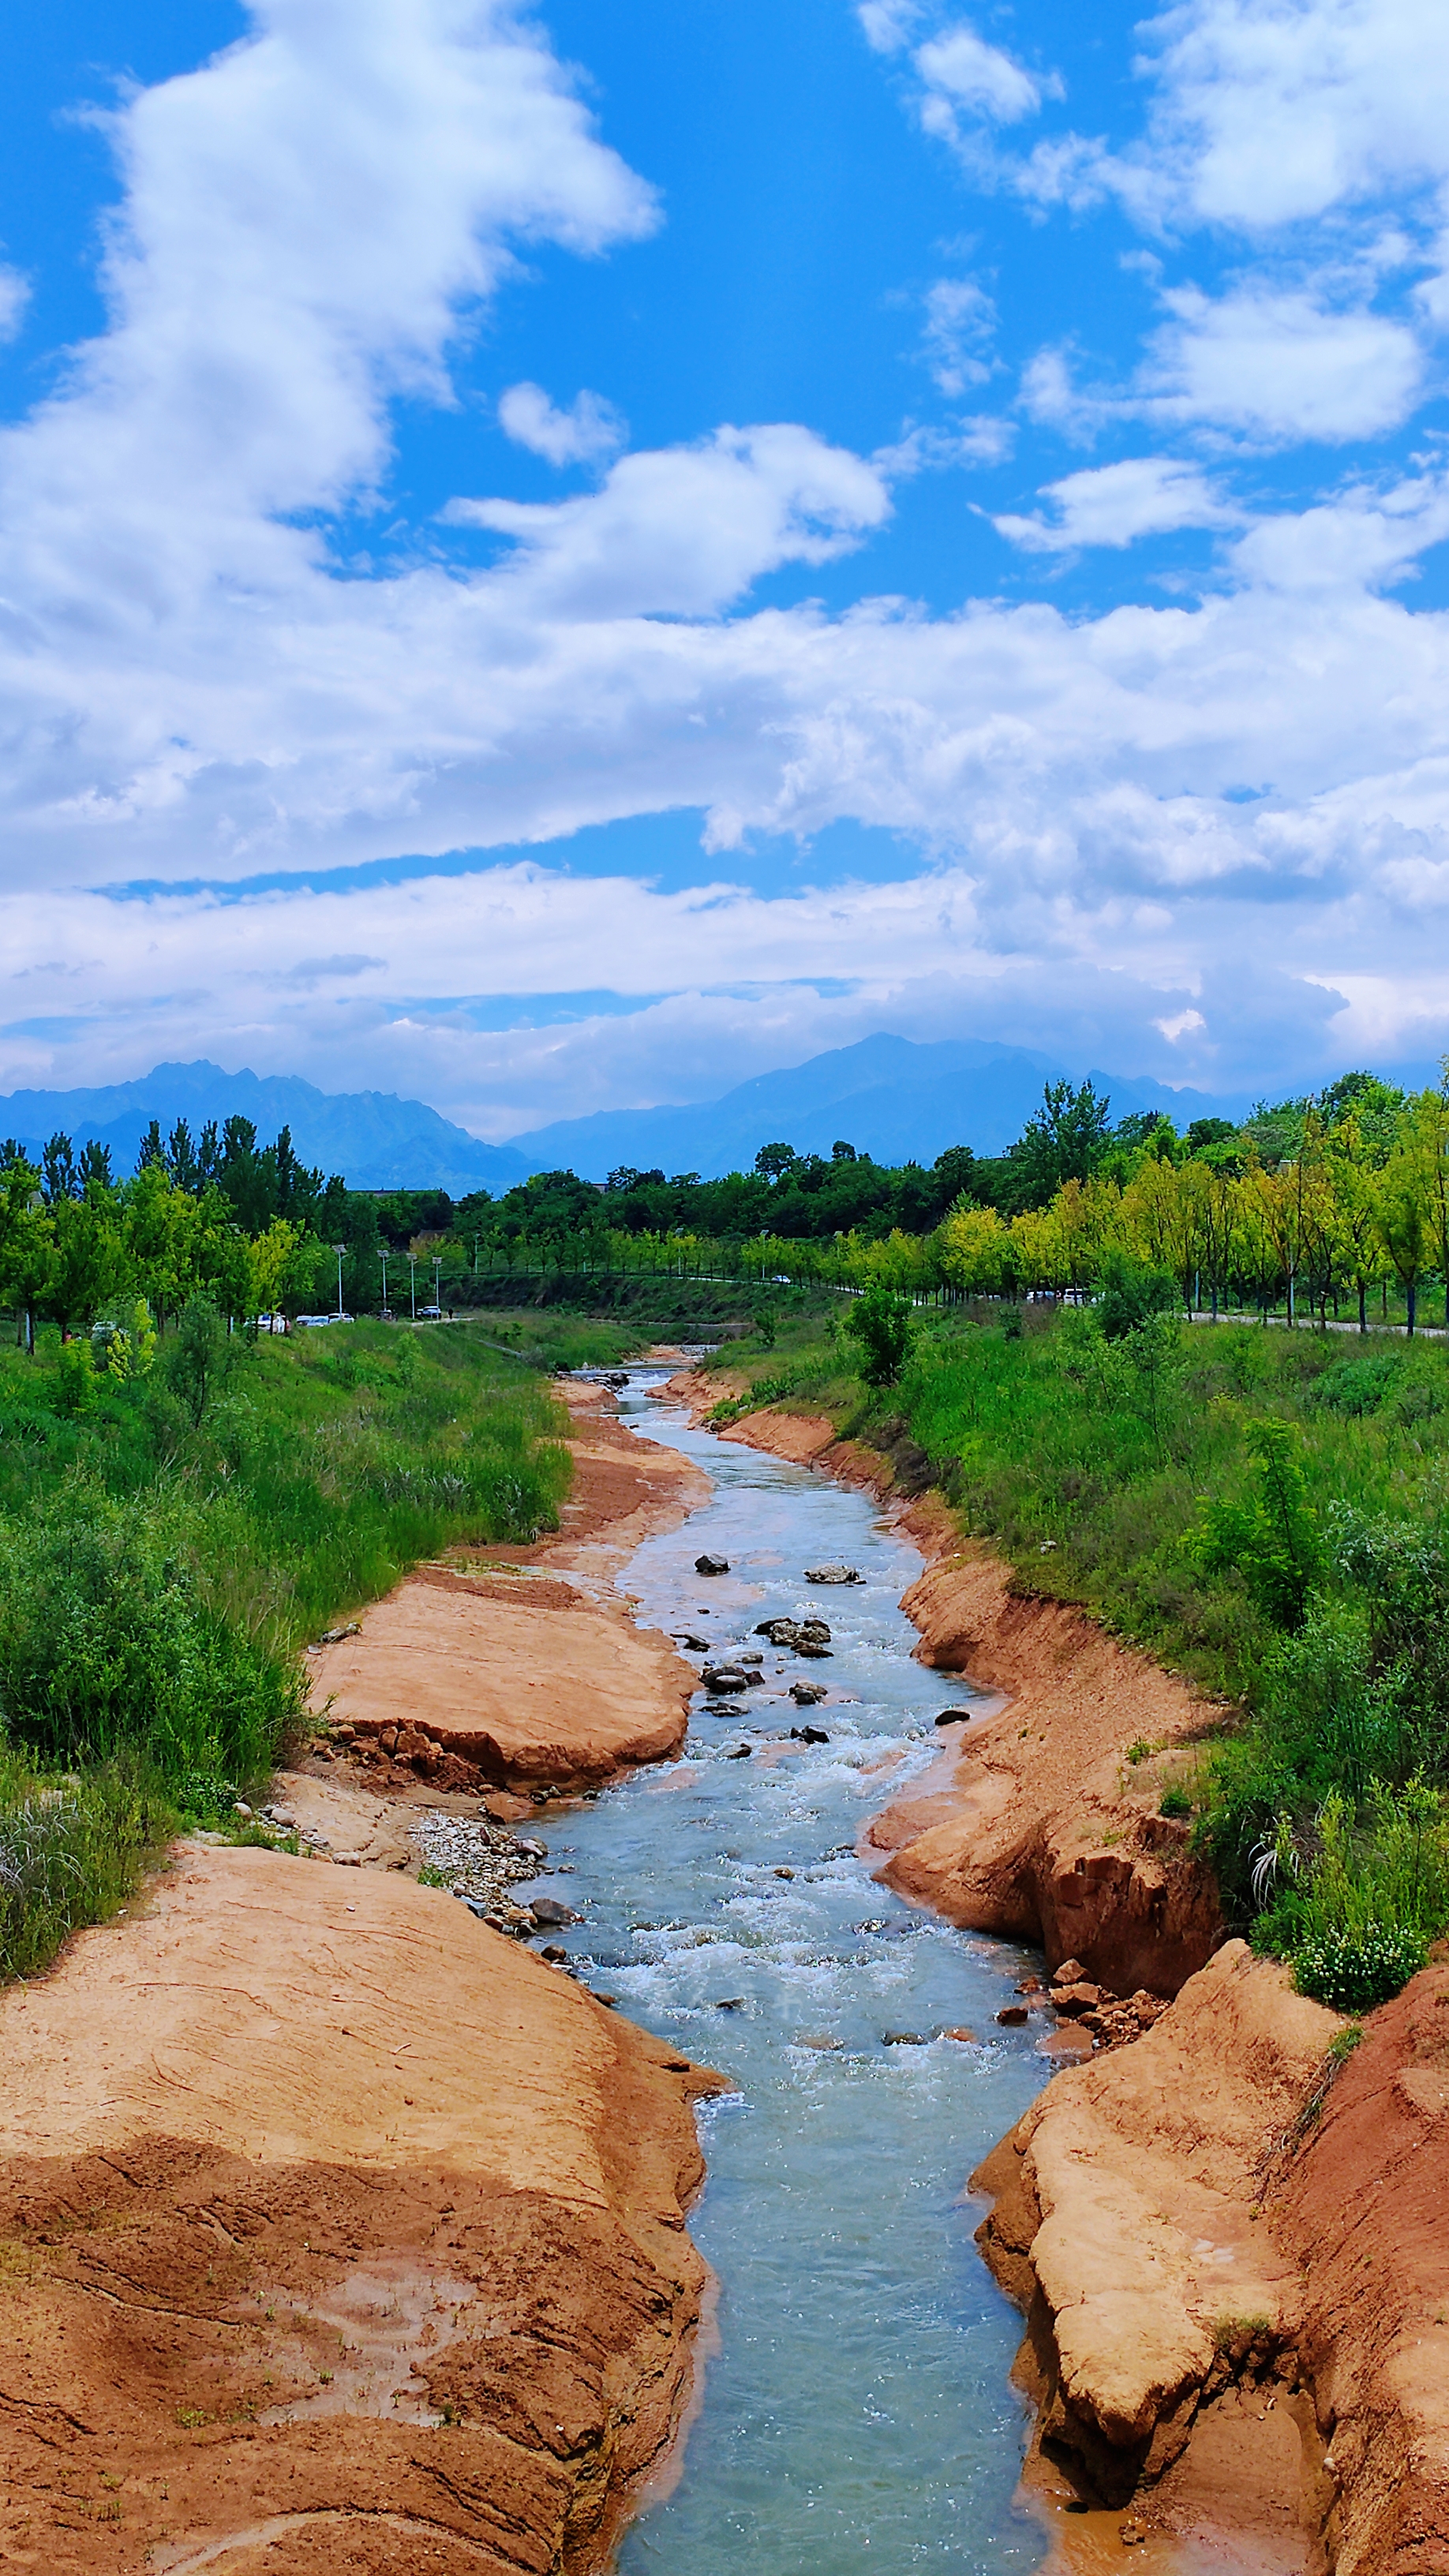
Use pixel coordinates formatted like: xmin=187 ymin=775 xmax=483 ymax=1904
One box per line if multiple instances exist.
xmin=707 ymin=1305 xmax=1449 ymax=2009
xmin=0 ymin=1314 xmax=575 ymax=1977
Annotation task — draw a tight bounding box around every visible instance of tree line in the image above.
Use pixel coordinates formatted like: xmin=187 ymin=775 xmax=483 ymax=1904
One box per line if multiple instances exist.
xmin=7 ymin=1068 xmax=1448 ymax=1338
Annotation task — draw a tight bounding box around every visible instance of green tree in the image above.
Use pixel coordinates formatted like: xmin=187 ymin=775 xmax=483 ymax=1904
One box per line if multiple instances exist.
xmin=844 ymin=1282 xmax=915 ymax=1386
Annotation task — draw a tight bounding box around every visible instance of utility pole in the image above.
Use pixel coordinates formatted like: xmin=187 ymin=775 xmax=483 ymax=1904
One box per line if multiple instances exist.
xmin=432 ymin=1254 xmax=443 ymax=1314
xmin=379 ymin=1248 xmax=389 ymax=1316
xmin=409 ymin=1252 xmax=417 ymax=1320
xmin=331 ymin=1242 xmax=346 ymax=1320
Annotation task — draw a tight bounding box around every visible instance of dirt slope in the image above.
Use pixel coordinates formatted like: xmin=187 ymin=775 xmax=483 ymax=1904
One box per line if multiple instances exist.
xmin=974 ymin=1943 xmax=1338 ymax=2512
xmin=311 ymin=1383 xmax=710 ymax=1797
xmin=690 ymin=1394 xmax=1222 ymax=1993
xmin=0 ymin=1844 xmax=723 ymax=2576
xmin=1275 ymin=1960 xmax=1449 ymax=2574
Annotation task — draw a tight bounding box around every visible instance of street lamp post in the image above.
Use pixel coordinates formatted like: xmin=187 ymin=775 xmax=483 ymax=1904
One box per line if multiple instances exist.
xmin=409 ymin=1252 xmax=417 ymax=1320
xmin=331 ymin=1242 xmax=346 ymax=1320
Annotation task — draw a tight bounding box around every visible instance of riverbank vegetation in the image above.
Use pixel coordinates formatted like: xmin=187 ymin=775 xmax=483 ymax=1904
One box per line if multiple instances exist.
xmin=0 ymin=1314 xmax=575 ymax=1979
xmin=703 ymin=1285 xmax=1449 ymax=2016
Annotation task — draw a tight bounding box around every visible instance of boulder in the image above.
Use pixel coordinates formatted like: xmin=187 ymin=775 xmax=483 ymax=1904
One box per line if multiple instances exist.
xmin=702 ymin=1666 xmax=749 ymax=1692
xmin=695 ymin=1552 xmax=730 ymax=1576
xmin=529 ymin=1896 xmax=582 ymax=1927
xmin=788 ymin=1682 xmax=828 ymax=1706
xmin=804 ymin=1564 xmax=863 ymax=1586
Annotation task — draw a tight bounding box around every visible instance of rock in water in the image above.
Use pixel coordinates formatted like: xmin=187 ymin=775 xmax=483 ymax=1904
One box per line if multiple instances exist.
xmin=529 ymin=1896 xmax=582 ymax=1926
xmin=803 ymin=1564 xmax=862 ymax=1586
xmin=995 ymin=2004 xmax=1029 ymax=2027
xmin=726 ymin=1745 xmax=753 ymax=1761
xmin=702 ymin=1665 xmax=749 ymax=1692
xmin=695 ymin=1552 xmax=730 ymax=1576
xmin=799 ymin=1724 xmax=830 ymax=1745
xmin=882 ymin=2030 xmax=928 ymax=2046
xmin=934 ymin=1707 xmax=972 ymax=1726
xmin=789 ymin=1681 xmax=828 ymax=1705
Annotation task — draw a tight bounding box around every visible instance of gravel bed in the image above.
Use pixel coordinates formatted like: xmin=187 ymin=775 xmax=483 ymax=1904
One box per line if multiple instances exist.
xmin=410 ymin=1810 xmax=548 ymax=1931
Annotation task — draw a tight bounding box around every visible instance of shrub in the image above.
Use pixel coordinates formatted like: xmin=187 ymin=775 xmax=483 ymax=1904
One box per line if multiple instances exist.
xmin=1293 ymin=1922 xmax=1427 ymax=2013
xmin=1256 ymin=1780 xmax=1449 ymax=2012
xmin=1095 ymin=1248 xmax=1179 ymax=1341
xmin=0 ymin=1754 xmax=171 ymax=1981
xmin=0 ymin=1481 xmax=301 ymax=1784
xmin=1185 ymin=1417 xmax=1320 ymax=1631
xmin=844 ymin=1284 xmax=915 ymax=1387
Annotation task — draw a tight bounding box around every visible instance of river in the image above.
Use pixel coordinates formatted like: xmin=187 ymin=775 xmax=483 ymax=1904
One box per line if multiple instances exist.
xmin=520 ymin=1372 xmax=1058 ymax=2574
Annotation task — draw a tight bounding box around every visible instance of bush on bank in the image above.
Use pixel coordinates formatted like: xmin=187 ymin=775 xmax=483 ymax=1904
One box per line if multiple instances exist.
xmin=707 ymin=1300 xmax=1449 ymax=2012
xmin=0 ymin=1309 xmax=576 ymax=1978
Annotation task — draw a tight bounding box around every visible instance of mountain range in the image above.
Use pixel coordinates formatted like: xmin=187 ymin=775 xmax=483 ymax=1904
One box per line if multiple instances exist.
xmin=511 ymin=1035 xmax=1240 ymax=1181
xmin=0 ymin=1061 xmax=536 ymax=1194
xmin=1 ymin=1037 xmax=1240 ymax=1193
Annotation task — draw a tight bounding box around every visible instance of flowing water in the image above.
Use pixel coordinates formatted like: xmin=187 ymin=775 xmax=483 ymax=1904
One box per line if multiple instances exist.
xmin=525 ymin=1373 xmax=1058 ymax=2574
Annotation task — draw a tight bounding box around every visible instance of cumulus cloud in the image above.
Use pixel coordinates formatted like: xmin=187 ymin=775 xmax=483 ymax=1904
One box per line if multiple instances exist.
xmin=1005 ymin=0 xmax=1449 ymax=234
xmin=1023 ymin=283 xmax=1425 ymax=446
xmin=2 ymin=0 xmax=1449 ymax=1120
xmin=444 ymin=424 xmax=890 ymax=616
xmin=497 ymin=380 xmax=627 ymax=466
xmin=1140 ymin=283 xmax=1424 ymax=442
xmin=994 ymin=457 xmax=1237 ymax=551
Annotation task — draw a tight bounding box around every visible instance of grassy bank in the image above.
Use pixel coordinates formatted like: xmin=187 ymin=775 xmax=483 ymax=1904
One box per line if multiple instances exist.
xmin=0 ymin=1312 xmax=586 ymax=1977
xmin=702 ymin=1301 xmax=1449 ymax=2012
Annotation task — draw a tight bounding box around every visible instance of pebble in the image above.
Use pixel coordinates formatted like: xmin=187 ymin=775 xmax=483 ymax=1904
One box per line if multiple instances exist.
xmin=410 ymin=1810 xmax=547 ymax=1934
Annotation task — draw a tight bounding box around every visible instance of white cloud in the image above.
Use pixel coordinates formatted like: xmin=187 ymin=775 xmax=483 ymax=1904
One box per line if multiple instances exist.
xmin=1005 ymin=0 xmax=1449 ymax=235
xmin=3 ymin=0 xmax=1449 ymax=1119
xmin=1141 ymin=283 xmax=1424 ymax=441
xmin=874 ymin=414 xmax=1014 ymax=474
xmin=498 ymin=381 xmax=627 ymax=466
xmin=1129 ymin=0 xmax=1449 ymax=233
xmin=444 ymin=424 xmax=890 ymax=617
xmin=919 ymin=276 xmax=995 ymax=394
xmin=1024 ymin=285 xmax=1425 ymax=446
xmin=856 ymin=0 xmax=922 ymax=54
xmin=994 ymin=457 xmax=1236 ymax=552
xmin=0 ymin=0 xmax=656 ymax=597
xmin=1230 ymin=471 xmax=1449 ymax=591
xmin=0 ymin=265 xmax=28 ymax=343
xmin=914 ymin=24 xmax=1046 ymax=127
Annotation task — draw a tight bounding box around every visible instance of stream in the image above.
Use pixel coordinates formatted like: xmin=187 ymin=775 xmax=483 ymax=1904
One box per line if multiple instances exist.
xmin=524 ymin=1373 xmax=1058 ymax=2574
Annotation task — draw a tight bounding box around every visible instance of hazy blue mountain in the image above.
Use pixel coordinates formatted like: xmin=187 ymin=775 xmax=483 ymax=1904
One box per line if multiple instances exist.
xmin=513 ymin=1035 xmax=1241 ymax=1181
xmin=0 ymin=1061 xmax=538 ymax=1193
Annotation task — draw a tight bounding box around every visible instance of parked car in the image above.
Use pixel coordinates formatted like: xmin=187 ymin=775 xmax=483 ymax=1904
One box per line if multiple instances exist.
xmin=416 ymin=1303 xmax=444 ymax=1320
xmin=294 ymin=1313 xmax=334 ymax=1329
xmin=246 ymin=1312 xmax=289 ymax=1334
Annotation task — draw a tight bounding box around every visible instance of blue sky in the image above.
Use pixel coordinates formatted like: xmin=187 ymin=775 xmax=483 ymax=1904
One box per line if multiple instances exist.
xmin=0 ymin=0 xmax=1447 ymax=1136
